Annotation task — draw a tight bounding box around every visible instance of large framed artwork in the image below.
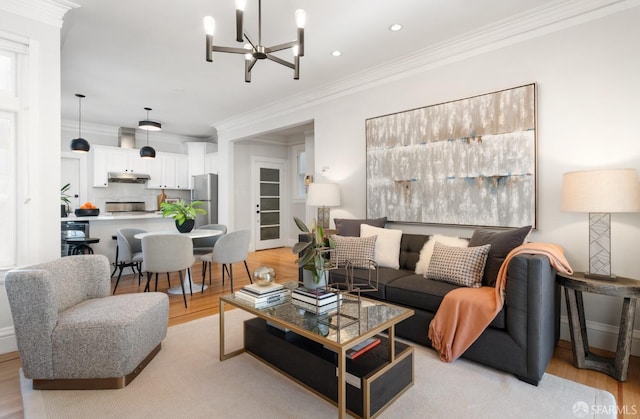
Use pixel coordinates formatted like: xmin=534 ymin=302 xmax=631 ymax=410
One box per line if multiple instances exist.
xmin=365 ymin=83 xmax=537 ymax=228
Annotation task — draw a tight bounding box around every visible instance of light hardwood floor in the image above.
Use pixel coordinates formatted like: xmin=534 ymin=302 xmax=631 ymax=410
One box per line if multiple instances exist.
xmin=0 ymin=247 xmax=638 ymax=418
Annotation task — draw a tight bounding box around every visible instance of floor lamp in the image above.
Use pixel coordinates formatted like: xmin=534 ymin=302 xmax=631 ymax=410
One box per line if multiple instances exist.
xmin=306 ymin=183 xmax=341 ymax=230
xmin=561 ymin=168 xmax=640 ymax=280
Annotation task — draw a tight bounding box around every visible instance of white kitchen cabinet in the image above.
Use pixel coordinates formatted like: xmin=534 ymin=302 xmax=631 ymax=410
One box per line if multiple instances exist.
xmin=93 ymin=145 xmax=150 ymax=187
xmin=146 ymin=152 xmax=189 ymax=190
xmin=205 ymin=152 xmax=219 ymax=174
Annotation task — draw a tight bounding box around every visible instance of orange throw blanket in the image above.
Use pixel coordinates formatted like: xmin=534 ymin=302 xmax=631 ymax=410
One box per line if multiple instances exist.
xmin=428 ymin=242 xmax=573 ymax=363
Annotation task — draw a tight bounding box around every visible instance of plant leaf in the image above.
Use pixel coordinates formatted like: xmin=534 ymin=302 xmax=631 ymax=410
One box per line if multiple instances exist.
xmin=293 ymin=216 xmax=310 ymax=233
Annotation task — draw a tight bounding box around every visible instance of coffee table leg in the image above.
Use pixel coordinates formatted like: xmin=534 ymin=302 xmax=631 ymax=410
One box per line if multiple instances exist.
xmin=219 ymin=300 xmax=245 ymax=361
xmin=338 ymin=349 xmax=346 ymax=419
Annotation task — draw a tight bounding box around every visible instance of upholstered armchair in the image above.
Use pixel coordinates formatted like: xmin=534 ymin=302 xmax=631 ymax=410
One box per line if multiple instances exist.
xmin=5 ymin=254 xmax=169 ymax=390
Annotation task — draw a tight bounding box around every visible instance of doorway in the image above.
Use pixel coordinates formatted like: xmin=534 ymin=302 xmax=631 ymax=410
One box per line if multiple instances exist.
xmin=61 ymin=152 xmax=87 ymax=213
xmin=252 ymin=158 xmax=287 ymax=250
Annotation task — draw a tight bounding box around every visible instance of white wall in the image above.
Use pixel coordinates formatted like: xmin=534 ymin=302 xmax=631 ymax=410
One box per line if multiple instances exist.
xmin=218 ymin=9 xmax=640 ymax=354
xmin=0 ymin=6 xmax=66 ymax=353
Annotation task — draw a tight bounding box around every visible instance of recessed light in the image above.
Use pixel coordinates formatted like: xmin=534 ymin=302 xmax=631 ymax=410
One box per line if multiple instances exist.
xmin=389 ymin=23 xmax=403 ymax=32
xmin=331 ymin=50 xmax=342 ymax=57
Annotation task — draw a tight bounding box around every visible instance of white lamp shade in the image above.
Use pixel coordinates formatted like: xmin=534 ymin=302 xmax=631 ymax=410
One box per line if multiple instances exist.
xmin=561 ymin=168 xmax=640 ymax=213
xmin=307 ymin=183 xmax=341 ymax=207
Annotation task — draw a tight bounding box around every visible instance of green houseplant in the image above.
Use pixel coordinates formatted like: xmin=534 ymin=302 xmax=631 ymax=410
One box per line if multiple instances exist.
xmin=160 ymin=199 xmax=206 ymax=233
xmin=292 ymin=217 xmax=335 ymax=286
xmin=61 ymin=183 xmax=72 ymax=217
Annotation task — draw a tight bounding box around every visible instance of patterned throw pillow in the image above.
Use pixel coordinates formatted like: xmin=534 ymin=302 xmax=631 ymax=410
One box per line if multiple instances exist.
xmin=426 ymin=242 xmax=491 ymax=288
xmin=330 ymin=235 xmax=377 ymax=268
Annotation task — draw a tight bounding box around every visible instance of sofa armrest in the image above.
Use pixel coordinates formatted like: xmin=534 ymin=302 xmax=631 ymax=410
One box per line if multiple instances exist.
xmin=504 ymin=253 xmax=560 ymax=382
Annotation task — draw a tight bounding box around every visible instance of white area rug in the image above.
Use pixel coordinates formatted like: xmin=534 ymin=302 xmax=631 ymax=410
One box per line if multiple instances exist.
xmin=20 ymin=309 xmax=616 ymax=418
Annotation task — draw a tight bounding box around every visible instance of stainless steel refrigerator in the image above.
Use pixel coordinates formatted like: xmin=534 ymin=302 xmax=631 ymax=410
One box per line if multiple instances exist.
xmin=191 ymin=173 xmax=218 ymax=229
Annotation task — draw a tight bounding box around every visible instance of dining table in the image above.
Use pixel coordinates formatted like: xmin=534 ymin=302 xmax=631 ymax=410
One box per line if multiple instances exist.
xmin=134 ymin=229 xmax=222 ymax=294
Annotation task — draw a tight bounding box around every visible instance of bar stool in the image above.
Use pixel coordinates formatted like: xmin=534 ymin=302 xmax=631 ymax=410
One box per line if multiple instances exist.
xmin=111 ymin=235 xmax=118 ymax=277
xmin=64 ymin=237 xmax=100 ymax=255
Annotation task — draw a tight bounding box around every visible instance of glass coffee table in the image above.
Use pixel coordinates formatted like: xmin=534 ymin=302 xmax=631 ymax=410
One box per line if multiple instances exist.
xmin=220 ymin=282 xmax=414 ymax=418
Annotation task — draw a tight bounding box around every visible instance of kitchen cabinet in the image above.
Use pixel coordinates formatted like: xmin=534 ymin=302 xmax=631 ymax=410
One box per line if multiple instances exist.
xmin=205 ymin=152 xmax=219 ymax=174
xmin=92 ymin=145 xmax=149 ymax=188
xmin=146 ymin=152 xmax=189 ymax=190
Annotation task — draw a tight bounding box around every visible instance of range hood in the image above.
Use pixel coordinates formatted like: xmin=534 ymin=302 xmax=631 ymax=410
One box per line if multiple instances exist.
xmin=108 ymin=172 xmax=151 ymax=184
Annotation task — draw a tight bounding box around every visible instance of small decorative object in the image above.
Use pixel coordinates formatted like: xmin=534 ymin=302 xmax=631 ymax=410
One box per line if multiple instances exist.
xmin=160 ymin=199 xmax=207 ymax=233
xmin=253 ymin=266 xmax=276 ymax=286
xmin=60 ymin=183 xmax=72 ymax=217
xmin=292 ymin=217 xmax=336 ymax=289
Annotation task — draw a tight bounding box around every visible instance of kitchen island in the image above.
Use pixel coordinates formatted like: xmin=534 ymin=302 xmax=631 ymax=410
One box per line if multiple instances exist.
xmin=61 ymin=213 xmax=175 ymax=273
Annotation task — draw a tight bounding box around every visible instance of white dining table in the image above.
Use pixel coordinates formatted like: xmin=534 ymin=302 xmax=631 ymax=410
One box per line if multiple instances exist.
xmin=134 ymin=229 xmax=222 ymax=294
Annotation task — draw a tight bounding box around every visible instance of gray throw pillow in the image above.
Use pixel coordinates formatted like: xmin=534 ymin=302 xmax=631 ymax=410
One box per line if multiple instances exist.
xmin=334 ymin=217 xmax=387 ymax=237
xmin=468 ymin=226 xmax=532 ymax=287
xmin=426 ymin=242 xmax=491 ymax=288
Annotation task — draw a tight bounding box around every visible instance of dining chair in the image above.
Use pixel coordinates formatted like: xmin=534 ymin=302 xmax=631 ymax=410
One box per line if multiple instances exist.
xmin=193 ymin=224 xmax=227 ymax=286
xmin=141 ymin=234 xmax=195 ymax=308
xmin=199 ymin=229 xmax=252 ymax=293
xmin=112 ymin=228 xmax=146 ymax=294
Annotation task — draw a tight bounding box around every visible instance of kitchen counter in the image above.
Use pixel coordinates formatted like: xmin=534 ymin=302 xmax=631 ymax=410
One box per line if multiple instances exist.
xmin=61 ymin=212 xmax=165 ymax=222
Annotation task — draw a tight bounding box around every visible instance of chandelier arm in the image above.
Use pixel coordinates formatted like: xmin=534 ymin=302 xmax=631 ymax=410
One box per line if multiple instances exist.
xmin=264 ymin=41 xmax=297 ymax=53
xmin=210 ymin=45 xmax=249 ymax=54
xmin=244 ymin=33 xmax=256 ymax=51
xmin=247 ymin=58 xmax=258 ymax=72
xmin=266 ymin=54 xmax=295 ymax=69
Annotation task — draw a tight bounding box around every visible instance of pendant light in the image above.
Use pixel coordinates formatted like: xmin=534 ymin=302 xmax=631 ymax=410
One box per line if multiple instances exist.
xmin=139 ymin=107 xmax=158 ymax=159
xmin=70 ymin=94 xmax=90 ymax=153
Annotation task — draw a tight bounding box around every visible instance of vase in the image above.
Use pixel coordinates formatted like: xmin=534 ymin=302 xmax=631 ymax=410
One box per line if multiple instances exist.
xmin=176 ymin=219 xmax=195 ymax=233
xmin=302 ymin=268 xmax=328 ymax=290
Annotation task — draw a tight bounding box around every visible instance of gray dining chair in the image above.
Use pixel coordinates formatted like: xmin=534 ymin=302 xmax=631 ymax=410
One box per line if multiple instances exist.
xmin=193 ymin=224 xmax=227 ymax=286
xmin=142 ymin=234 xmax=195 ymax=308
xmin=112 ymin=228 xmax=146 ymax=294
xmin=199 ymin=229 xmax=252 ymax=293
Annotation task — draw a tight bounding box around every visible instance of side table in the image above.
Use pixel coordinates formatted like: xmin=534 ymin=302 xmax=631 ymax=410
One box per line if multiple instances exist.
xmin=556 ymin=272 xmax=640 ymax=381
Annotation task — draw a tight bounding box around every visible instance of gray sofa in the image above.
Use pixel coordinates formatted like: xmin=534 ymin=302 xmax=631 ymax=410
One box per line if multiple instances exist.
xmin=317 ymin=232 xmax=561 ymax=385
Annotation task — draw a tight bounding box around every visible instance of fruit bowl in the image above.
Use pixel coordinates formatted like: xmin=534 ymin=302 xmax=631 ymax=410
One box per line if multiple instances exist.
xmin=75 ymin=208 xmax=100 ymax=217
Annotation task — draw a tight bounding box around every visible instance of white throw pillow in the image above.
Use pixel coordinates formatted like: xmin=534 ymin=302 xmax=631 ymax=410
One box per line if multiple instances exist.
xmin=360 ymin=224 xmax=402 ymax=269
xmin=415 ymin=234 xmax=469 ymax=275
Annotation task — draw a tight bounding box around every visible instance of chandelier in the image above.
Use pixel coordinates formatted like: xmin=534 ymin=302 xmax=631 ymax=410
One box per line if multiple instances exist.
xmin=203 ymin=0 xmax=306 ymax=82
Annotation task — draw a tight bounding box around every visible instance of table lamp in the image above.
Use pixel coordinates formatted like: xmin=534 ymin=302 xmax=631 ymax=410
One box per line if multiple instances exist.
xmin=306 ymin=183 xmax=341 ymax=229
xmin=561 ymin=168 xmax=640 ymax=280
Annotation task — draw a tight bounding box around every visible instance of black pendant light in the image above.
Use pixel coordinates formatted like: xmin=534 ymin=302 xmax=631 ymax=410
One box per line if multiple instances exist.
xmin=139 ymin=107 xmax=158 ymax=159
xmin=70 ymin=94 xmax=90 ymax=153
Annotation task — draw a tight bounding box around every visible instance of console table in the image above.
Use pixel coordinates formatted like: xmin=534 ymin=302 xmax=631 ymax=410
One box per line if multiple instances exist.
xmin=556 ymin=271 xmax=640 ymax=381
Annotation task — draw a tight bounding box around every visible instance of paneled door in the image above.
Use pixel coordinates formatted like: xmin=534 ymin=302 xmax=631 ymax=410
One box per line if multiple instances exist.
xmin=254 ymin=159 xmax=286 ymax=250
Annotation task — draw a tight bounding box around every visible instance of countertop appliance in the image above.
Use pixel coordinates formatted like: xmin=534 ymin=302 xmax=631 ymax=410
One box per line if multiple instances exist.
xmin=191 ymin=173 xmax=218 ymax=229
xmin=105 ymin=201 xmax=157 ymax=215
xmin=61 ymin=220 xmax=89 ymax=257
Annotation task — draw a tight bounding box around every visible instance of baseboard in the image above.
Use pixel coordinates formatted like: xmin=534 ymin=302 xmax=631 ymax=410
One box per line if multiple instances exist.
xmin=559 ymin=315 xmax=640 ymax=357
xmin=0 ymin=325 xmax=18 ymax=355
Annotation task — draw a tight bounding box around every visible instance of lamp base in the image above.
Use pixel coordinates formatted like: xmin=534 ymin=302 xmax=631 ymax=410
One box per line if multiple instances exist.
xmin=317 ymin=206 xmax=330 ymax=230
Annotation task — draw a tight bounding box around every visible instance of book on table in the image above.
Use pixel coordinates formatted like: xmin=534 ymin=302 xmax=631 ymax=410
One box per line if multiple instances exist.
xmin=235 ymin=288 xmax=287 ymax=308
xmin=291 ymin=298 xmax=340 ymax=315
xmin=346 ymin=337 xmax=381 ymax=360
xmin=241 ymin=282 xmax=285 ymax=296
xmin=292 ymin=287 xmax=339 ymax=305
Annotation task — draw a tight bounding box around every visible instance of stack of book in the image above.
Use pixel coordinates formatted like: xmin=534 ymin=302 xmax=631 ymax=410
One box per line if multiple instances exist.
xmin=234 ymin=283 xmax=287 ymax=309
xmin=346 ymin=337 xmax=381 ymax=360
xmin=291 ymin=287 xmax=341 ymax=314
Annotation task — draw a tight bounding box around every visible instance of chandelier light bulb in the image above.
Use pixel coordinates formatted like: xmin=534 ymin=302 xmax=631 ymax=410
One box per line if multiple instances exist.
xmin=244 ymin=43 xmax=252 ymax=60
xmin=203 ymin=16 xmax=215 ymax=35
xmin=235 ymin=0 xmax=246 ymax=11
xmin=294 ymin=9 xmax=306 ymax=28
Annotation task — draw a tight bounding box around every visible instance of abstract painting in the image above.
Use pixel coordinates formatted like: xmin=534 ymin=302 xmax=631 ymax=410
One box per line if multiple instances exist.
xmin=366 ymin=84 xmax=537 ymax=228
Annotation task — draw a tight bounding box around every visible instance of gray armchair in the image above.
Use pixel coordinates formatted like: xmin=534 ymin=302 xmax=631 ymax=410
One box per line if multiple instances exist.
xmin=5 ymin=255 xmax=168 ymax=390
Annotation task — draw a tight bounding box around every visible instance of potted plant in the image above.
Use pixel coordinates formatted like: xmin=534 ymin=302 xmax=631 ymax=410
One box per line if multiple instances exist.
xmin=160 ymin=199 xmax=207 ymax=233
xmin=292 ymin=217 xmax=336 ymax=289
xmin=61 ymin=183 xmax=72 ymax=217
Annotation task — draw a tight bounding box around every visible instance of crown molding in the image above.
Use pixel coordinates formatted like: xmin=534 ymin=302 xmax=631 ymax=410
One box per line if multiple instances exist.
xmin=0 ymin=0 xmax=79 ymax=28
xmin=215 ymin=0 xmax=640 ymax=134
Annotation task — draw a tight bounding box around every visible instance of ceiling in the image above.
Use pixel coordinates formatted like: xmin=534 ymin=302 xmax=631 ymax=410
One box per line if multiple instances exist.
xmin=61 ymin=0 xmax=558 ymax=141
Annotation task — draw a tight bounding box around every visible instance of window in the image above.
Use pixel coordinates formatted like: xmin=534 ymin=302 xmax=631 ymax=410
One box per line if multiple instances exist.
xmin=0 ymin=37 xmax=26 ymax=269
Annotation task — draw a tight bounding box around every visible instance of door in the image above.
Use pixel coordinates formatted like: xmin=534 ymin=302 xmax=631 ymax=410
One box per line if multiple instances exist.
xmin=61 ymin=154 xmax=84 ymax=213
xmin=254 ymin=159 xmax=286 ymax=250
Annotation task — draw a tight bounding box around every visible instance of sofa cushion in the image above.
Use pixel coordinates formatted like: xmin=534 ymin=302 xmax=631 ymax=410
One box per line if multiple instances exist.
xmin=398 ymin=234 xmax=430 ymax=271
xmin=360 ymin=224 xmax=402 ymax=269
xmin=334 ymin=217 xmax=387 ymax=237
xmin=415 ymin=234 xmax=469 ymax=275
xmin=426 ymin=242 xmax=491 ymax=288
xmin=468 ymin=226 xmax=532 ymax=286
xmin=385 ymin=274 xmax=505 ymax=329
xmin=330 ymin=235 xmax=377 ymax=268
